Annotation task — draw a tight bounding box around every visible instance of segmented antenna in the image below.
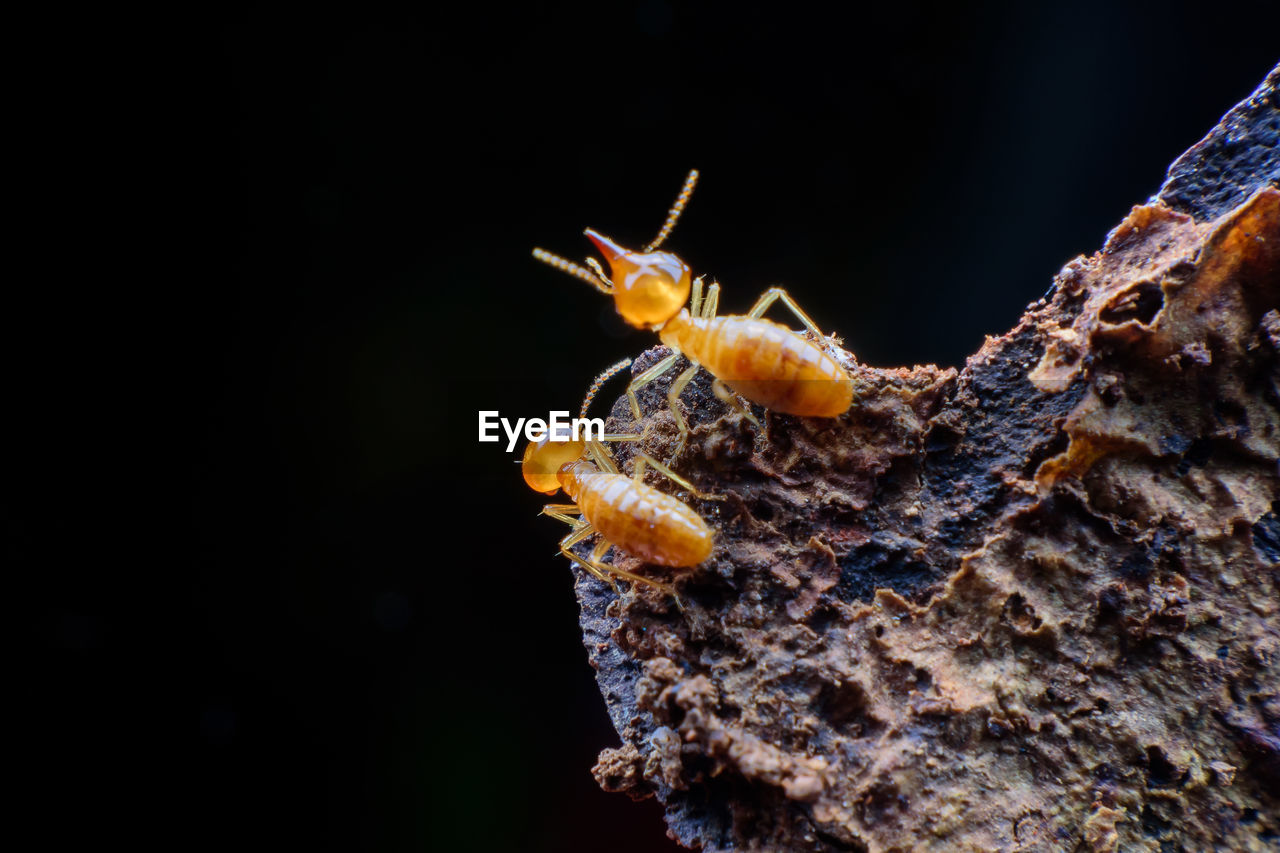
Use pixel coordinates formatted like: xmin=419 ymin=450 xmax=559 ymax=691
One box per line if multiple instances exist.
xmin=532 ymin=247 xmax=613 ymax=294
xmin=645 ymin=169 xmax=699 ymax=252
xmin=580 ymin=357 xmax=633 ymax=420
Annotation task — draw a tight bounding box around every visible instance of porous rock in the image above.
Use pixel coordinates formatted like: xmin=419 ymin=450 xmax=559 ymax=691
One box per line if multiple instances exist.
xmin=574 ymin=64 xmax=1280 ymax=851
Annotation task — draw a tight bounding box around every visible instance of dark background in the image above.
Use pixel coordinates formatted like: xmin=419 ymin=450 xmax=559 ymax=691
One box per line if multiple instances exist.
xmin=24 ymin=2 xmax=1277 ymax=851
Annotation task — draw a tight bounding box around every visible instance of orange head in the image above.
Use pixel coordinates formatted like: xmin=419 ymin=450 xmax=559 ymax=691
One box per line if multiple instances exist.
xmin=521 ymin=435 xmax=587 ymax=495
xmin=585 ymin=229 xmax=691 ymax=329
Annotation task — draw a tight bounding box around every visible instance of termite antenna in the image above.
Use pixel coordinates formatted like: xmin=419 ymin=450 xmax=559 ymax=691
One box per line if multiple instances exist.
xmin=581 ymin=357 xmax=633 ymax=420
xmin=532 ymin=247 xmax=614 ymax=294
xmin=644 ymin=169 xmax=699 ymax=252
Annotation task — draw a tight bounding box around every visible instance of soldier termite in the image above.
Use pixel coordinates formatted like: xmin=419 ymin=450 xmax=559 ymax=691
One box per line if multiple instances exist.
xmin=532 ymin=170 xmax=855 ymax=460
xmin=522 ymin=358 xmax=722 ymax=606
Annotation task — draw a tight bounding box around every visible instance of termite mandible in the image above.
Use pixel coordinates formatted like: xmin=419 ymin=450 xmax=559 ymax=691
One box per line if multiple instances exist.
xmin=532 ymin=170 xmax=855 ymax=460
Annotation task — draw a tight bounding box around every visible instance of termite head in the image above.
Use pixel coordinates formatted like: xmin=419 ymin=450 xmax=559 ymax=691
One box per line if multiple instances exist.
xmin=522 ymin=435 xmax=587 ymax=495
xmin=586 ymin=229 xmax=691 ymax=329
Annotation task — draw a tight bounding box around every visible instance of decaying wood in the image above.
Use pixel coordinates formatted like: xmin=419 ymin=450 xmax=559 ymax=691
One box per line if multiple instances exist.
xmin=573 ymin=64 xmax=1279 ymax=851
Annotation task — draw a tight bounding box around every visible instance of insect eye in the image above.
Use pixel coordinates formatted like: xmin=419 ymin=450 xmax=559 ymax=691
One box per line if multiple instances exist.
xmin=522 ymin=436 xmax=586 ymax=495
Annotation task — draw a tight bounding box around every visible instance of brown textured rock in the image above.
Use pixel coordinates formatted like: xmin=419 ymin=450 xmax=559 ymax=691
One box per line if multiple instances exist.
xmin=570 ymin=65 xmax=1280 ymax=851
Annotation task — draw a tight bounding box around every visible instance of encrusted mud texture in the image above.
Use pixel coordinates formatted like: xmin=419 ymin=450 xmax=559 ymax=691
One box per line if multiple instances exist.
xmin=571 ymin=64 xmax=1280 ymax=851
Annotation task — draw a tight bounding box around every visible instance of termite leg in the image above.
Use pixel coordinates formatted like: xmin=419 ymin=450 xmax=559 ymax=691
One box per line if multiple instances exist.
xmin=747 ymin=286 xmax=837 ymax=355
xmin=712 ymin=379 xmax=762 ymax=430
xmin=558 ymin=518 xmax=667 ymax=602
xmin=561 ymin=540 xmax=682 ymax=607
xmin=666 ymin=364 xmax=701 ymax=463
xmin=561 ymin=546 xmax=618 ymax=591
xmin=633 ymin=450 xmax=725 ymax=501
xmin=625 ymin=351 xmax=682 ymax=421
xmin=560 ymin=521 xmax=594 ymax=549
xmin=547 ymin=510 xmax=608 ymax=583
xmin=589 ymin=433 xmax=653 ymax=476
xmin=689 ymin=275 xmax=705 ymax=318
xmin=624 ymin=353 xmax=705 ymax=464
xmin=541 ymin=504 xmax=583 ymax=526
xmin=586 ymin=439 xmax=620 ymax=474
xmin=701 ymin=281 xmax=720 ymax=320
xmin=599 ymin=433 xmax=642 ymax=442
xmin=558 ymin=525 xmax=618 ymax=590
xmin=588 ymin=540 xmax=680 ymax=604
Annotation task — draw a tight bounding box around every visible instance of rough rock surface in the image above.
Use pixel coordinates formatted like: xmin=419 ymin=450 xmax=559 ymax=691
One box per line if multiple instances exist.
xmin=572 ymin=64 xmax=1280 ymax=851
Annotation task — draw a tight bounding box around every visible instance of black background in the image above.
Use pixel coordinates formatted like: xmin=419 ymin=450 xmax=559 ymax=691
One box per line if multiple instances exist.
xmin=23 ymin=3 xmax=1277 ymax=851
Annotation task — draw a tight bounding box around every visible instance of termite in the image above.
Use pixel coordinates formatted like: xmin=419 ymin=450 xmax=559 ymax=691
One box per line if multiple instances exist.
xmin=532 ymin=170 xmax=855 ymax=459
xmin=522 ymin=358 xmax=722 ymax=605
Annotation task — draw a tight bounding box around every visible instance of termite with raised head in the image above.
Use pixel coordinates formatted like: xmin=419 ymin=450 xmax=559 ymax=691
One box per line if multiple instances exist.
xmin=522 ymin=359 xmax=721 ymax=605
xmin=532 ymin=170 xmax=855 ymax=459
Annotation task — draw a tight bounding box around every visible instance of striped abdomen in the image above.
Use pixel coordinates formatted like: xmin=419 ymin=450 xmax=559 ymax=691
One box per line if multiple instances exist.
xmin=659 ymin=311 xmax=853 ymax=416
xmin=558 ymin=462 xmax=713 ymax=567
